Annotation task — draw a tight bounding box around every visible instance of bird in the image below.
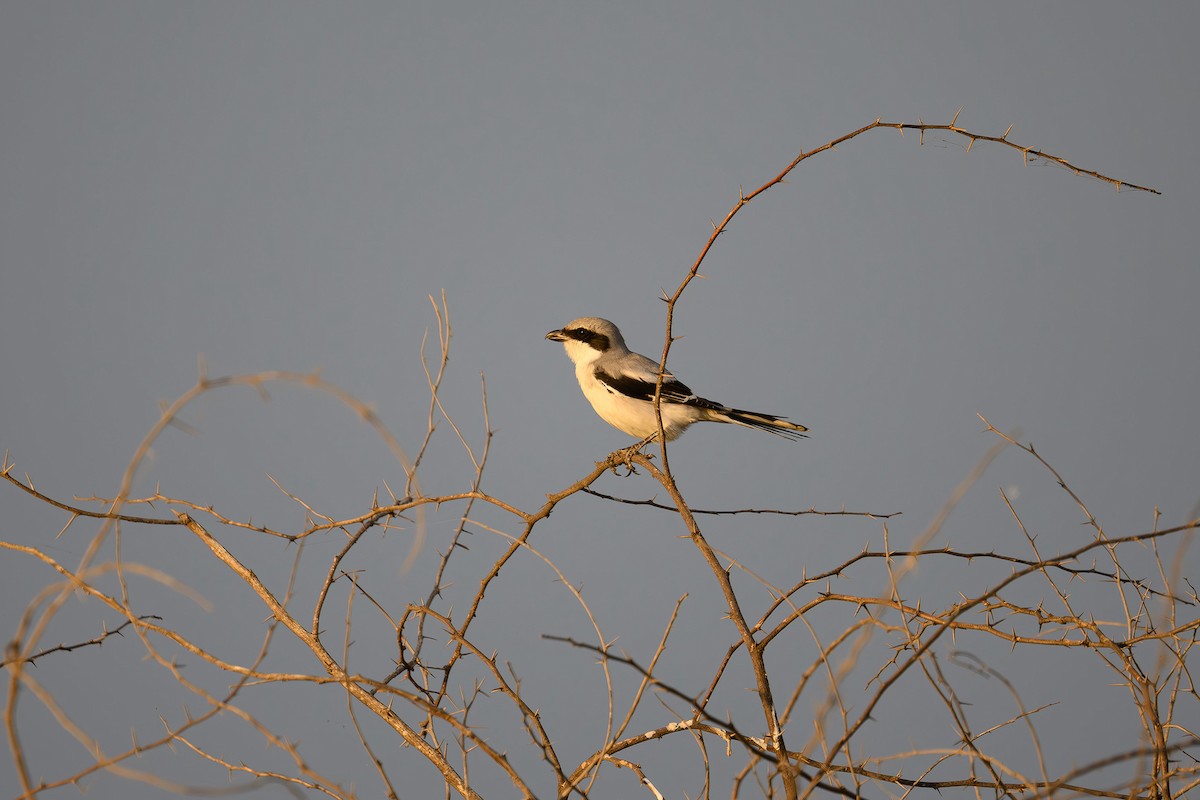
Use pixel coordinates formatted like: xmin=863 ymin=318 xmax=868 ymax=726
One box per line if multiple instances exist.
xmin=546 ymin=317 xmax=807 ymax=442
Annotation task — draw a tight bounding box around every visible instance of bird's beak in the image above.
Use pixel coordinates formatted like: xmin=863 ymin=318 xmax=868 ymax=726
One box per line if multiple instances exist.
xmin=546 ymin=329 xmax=567 ymax=342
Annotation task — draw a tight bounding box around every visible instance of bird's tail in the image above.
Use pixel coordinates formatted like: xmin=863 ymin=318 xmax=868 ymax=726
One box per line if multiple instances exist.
xmin=712 ymin=408 xmax=809 ymax=440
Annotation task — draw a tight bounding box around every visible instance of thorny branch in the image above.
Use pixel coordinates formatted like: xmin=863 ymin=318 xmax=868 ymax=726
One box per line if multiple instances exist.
xmin=5 ymin=117 xmax=1193 ymax=800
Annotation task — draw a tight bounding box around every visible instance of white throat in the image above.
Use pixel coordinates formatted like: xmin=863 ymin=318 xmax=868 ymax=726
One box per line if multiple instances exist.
xmin=561 ymin=339 xmax=604 ymax=367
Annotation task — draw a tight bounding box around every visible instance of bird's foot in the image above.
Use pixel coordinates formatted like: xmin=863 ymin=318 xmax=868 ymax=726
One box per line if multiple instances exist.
xmin=610 ymin=435 xmax=656 ymax=475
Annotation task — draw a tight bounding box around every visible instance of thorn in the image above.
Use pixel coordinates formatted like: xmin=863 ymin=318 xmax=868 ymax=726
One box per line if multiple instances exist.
xmin=1002 ymin=123 xmax=1014 ymax=140
xmin=950 ymin=105 xmax=964 ymax=127
xmin=965 ymin=137 xmax=975 ymax=154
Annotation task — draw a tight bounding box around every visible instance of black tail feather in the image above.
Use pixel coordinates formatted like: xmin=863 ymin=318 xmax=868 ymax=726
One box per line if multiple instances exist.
xmin=723 ymin=409 xmax=809 ymax=440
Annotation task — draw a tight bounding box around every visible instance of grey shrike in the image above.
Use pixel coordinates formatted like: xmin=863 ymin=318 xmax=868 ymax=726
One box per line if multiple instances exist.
xmin=546 ymin=317 xmax=808 ymax=442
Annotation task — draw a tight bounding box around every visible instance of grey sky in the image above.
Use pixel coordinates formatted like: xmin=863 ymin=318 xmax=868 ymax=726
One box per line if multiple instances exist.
xmin=2 ymin=3 xmax=1197 ymax=798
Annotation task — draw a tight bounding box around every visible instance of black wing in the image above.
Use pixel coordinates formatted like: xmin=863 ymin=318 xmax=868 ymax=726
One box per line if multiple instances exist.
xmin=594 ymin=367 xmax=725 ymax=410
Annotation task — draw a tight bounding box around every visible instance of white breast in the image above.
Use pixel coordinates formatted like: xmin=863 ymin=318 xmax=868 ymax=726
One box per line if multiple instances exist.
xmin=574 ymin=362 xmax=698 ymax=440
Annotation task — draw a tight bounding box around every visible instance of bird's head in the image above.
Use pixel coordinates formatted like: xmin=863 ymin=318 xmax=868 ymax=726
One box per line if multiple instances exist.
xmin=545 ymin=317 xmax=627 ymax=366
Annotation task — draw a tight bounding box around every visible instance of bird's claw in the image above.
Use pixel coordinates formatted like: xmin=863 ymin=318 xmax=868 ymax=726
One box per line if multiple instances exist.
xmin=610 ymin=436 xmax=656 ymax=475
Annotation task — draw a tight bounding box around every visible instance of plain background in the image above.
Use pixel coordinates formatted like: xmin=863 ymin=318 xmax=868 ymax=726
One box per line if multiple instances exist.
xmin=2 ymin=3 xmax=1197 ymax=798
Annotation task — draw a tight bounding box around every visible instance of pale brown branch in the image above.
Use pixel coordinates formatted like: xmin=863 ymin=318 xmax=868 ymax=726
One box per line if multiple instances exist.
xmin=174 ymin=511 xmax=483 ymax=800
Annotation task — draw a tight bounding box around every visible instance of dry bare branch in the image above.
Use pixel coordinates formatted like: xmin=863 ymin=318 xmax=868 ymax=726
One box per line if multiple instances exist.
xmin=4 ymin=117 xmax=1187 ymax=800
